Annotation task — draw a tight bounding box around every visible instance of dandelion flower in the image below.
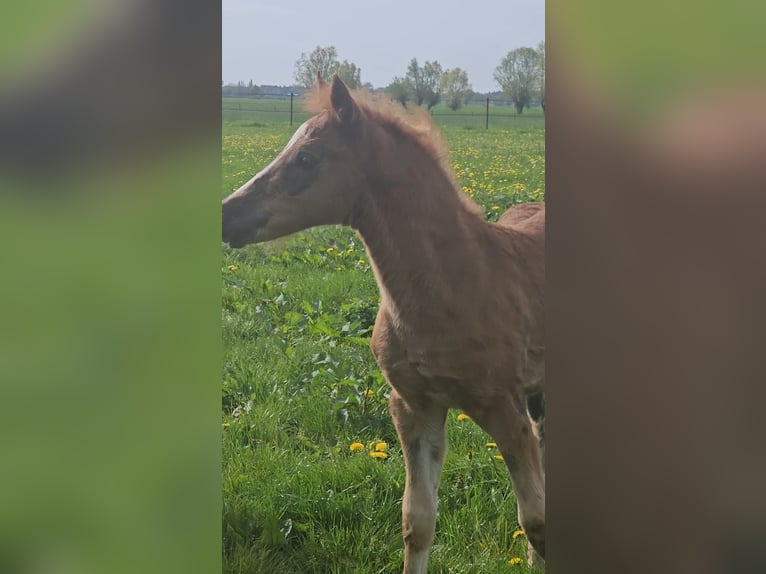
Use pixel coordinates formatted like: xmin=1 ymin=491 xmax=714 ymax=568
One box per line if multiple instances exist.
xmin=491 ymin=205 xmax=500 ymax=211
xmin=326 ymin=247 xmax=335 ymax=253
xmin=494 ymin=454 xmax=505 ymax=461
xmin=226 ymin=264 xmax=239 ymax=271
xmin=349 ymin=442 xmax=364 ymax=452
xmin=222 ymin=422 xmax=230 ymax=428
xmin=364 ymin=389 xmax=375 ymax=398
xmin=508 ymin=557 xmax=523 ymax=565
xmin=457 ymin=413 xmax=471 ymax=421
xmin=485 ymin=442 xmax=497 ymax=448
xmin=375 ymin=442 xmax=388 ymax=452
xmin=369 ymin=451 xmax=388 ymax=459
xmin=512 ymin=529 xmax=525 ymax=539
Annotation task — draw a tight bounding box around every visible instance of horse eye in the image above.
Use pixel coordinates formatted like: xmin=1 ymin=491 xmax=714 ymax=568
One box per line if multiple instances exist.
xmin=297 ymin=151 xmax=318 ymax=170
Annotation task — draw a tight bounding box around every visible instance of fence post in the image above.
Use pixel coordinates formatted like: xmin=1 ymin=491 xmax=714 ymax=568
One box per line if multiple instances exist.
xmin=290 ymin=93 xmax=294 ymax=126
xmin=485 ymin=97 xmax=489 ymax=130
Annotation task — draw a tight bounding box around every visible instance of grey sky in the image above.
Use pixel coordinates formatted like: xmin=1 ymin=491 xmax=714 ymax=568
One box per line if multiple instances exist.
xmin=223 ymin=0 xmax=544 ymax=94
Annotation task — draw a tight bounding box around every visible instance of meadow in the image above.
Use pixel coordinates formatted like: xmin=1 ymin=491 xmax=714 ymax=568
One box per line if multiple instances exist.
xmin=223 ymin=96 xmax=545 ymax=130
xmin=222 ymin=102 xmax=545 ymax=573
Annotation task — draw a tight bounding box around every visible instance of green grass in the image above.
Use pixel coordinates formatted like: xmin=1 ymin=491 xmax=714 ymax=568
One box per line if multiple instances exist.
xmin=222 ymin=113 xmax=545 ymax=573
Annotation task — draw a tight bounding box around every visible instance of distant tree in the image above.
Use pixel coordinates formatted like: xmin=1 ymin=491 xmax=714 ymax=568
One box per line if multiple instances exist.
xmin=294 ymin=46 xmax=363 ymax=89
xmin=404 ymin=58 xmax=442 ymax=109
xmin=222 ymin=81 xmax=260 ymax=97
xmin=494 ymin=47 xmax=541 ymax=114
xmin=294 ymin=46 xmax=338 ymax=87
xmin=537 ymin=40 xmax=545 ymax=112
xmin=387 ymin=76 xmax=410 ymax=107
xmin=422 ymin=61 xmax=443 ymax=109
xmin=336 ymin=60 xmax=362 ymax=89
xmin=440 ymin=68 xmax=472 ymax=111
xmin=404 ymin=59 xmax=425 ymax=105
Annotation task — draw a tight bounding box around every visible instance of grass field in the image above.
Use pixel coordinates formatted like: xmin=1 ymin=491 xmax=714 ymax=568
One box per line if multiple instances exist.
xmin=222 ymin=105 xmax=545 ymax=573
xmin=223 ymin=97 xmax=545 ymax=130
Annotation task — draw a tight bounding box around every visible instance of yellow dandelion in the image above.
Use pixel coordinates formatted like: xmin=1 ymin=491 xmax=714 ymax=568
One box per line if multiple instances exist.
xmin=457 ymin=413 xmax=471 ymax=421
xmin=226 ymin=264 xmax=239 ymax=271
xmin=326 ymin=247 xmax=335 ymax=253
xmin=349 ymin=442 xmax=364 ymax=452
xmin=491 ymin=205 xmax=500 ymax=211
xmin=375 ymin=441 xmax=388 ymax=452
xmin=494 ymin=454 xmax=505 ymax=461
xmin=485 ymin=442 xmax=497 ymax=448
xmin=358 ymin=259 xmax=367 ymax=265
xmin=508 ymin=557 xmax=523 ymax=565
xmin=346 ymin=248 xmax=354 ymax=254
xmin=512 ymin=529 xmax=525 ymax=539
xmin=222 ymin=422 xmax=230 ymax=428
xmin=369 ymin=451 xmax=388 ymax=459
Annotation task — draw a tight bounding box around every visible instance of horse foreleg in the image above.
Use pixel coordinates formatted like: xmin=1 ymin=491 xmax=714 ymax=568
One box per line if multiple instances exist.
xmin=389 ymin=389 xmax=448 ymax=574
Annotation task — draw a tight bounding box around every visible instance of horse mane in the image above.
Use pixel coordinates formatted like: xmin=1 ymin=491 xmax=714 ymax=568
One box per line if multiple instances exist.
xmin=304 ymin=84 xmax=483 ymax=217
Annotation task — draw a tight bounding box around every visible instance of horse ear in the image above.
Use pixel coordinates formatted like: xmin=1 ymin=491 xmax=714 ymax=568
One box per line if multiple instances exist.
xmin=316 ymin=71 xmax=326 ymax=87
xmin=330 ymin=74 xmax=356 ymax=124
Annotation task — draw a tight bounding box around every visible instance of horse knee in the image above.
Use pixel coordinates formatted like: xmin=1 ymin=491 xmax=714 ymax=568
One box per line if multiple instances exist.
xmin=402 ymin=507 xmax=437 ymax=552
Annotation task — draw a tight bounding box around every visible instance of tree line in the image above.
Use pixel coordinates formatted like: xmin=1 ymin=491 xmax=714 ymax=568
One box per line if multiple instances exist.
xmin=223 ymin=43 xmax=545 ymax=115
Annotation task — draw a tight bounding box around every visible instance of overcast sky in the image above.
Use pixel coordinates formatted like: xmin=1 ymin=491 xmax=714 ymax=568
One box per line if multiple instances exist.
xmin=223 ymin=0 xmax=544 ymax=94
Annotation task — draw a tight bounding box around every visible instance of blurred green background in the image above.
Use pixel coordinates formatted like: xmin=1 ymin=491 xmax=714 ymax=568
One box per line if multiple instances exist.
xmin=0 ymin=2 xmax=220 ymax=574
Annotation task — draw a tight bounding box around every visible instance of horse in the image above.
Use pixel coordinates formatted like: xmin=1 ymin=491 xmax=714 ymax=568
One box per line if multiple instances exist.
xmin=222 ymin=75 xmax=545 ymax=573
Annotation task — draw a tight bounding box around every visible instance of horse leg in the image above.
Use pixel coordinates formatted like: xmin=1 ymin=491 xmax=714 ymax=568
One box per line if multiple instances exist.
xmin=389 ymin=389 xmax=448 ymax=574
xmin=472 ymin=394 xmax=546 ymax=560
xmin=527 ymin=391 xmax=545 ymax=470
xmin=525 ymin=391 xmax=546 ymax=567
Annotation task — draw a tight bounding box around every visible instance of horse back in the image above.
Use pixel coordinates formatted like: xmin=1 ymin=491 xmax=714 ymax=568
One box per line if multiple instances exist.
xmin=496 ymin=202 xmax=544 ymax=236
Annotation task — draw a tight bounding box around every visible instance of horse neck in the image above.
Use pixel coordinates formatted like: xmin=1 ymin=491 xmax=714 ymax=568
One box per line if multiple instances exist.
xmin=351 ymin=139 xmax=483 ymax=320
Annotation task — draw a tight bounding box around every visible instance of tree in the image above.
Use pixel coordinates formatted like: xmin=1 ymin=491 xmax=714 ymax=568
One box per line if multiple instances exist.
xmin=440 ymin=68 xmax=472 ymax=111
xmin=404 ymin=59 xmax=425 ymax=106
xmin=336 ymin=60 xmax=362 ymax=89
xmin=294 ymin=46 xmax=362 ymax=89
xmin=387 ymin=76 xmax=410 ymax=107
xmin=494 ymin=47 xmax=541 ymax=114
xmin=404 ymin=58 xmax=443 ymax=110
xmin=422 ymin=61 xmax=443 ymax=109
xmin=537 ymin=41 xmax=545 ymax=112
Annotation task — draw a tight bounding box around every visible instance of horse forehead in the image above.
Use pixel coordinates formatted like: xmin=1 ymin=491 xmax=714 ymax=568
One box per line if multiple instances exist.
xmin=284 ymin=114 xmax=330 ymax=148
xmin=284 ymin=121 xmax=312 ymax=148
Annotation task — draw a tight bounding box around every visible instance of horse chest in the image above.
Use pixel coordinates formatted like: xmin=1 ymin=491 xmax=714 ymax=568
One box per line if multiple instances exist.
xmin=373 ymin=328 xmax=509 ymax=409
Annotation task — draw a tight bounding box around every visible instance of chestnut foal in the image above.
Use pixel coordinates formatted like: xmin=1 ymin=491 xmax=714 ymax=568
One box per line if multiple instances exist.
xmin=222 ymin=76 xmax=545 ymax=572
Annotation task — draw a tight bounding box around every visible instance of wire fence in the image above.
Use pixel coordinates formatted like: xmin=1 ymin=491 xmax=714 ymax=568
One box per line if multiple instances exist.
xmin=222 ymin=93 xmax=544 ymax=130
